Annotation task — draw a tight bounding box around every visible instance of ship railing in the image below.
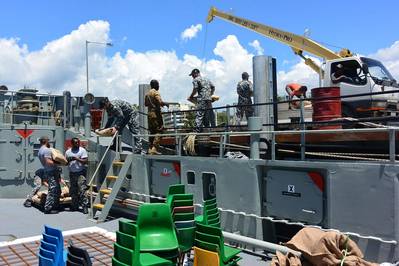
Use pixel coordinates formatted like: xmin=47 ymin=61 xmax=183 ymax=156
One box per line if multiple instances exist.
xmin=129 ymin=88 xmax=399 ymax=162
xmin=0 ymin=89 xmax=64 ymax=126
xmin=132 ymin=126 xmax=398 ymax=163
xmin=158 ymin=88 xmax=399 ymax=133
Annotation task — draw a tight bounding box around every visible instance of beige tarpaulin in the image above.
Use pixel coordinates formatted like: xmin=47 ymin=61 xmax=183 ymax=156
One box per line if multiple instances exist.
xmin=271 ymin=228 xmax=379 ymax=266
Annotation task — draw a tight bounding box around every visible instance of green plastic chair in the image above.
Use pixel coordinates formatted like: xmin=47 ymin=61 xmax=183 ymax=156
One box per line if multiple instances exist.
xmin=207 ymin=212 xmax=220 ymax=221
xmin=112 ymin=257 xmax=129 ymax=266
xmin=168 ymin=194 xmax=193 ymax=206
xmin=176 ymin=226 xmax=196 ymax=264
xmin=119 ymin=219 xmax=137 ymax=236
xmin=133 ymin=231 xmax=174 ymax=266
xmin=177 ymin=227 xmax=196 ymax=253
xmin=195 ymin=238 xmax=218 ymax=252
xmin=167 ymin=194 xmax=193 ymax=206
xmin=172 ymin=206 xmax=194 ymax=214
xmin=208 ymin=221 xmax=221 ymax=227
xmin=114 ymin=232 xmax=175 ymax=265
xmin=114 ymin=242 xmax=134 ymax=265
xmin=195 ymin=199 xmax=219 ymax=224
xmin=196 ymin=213 xmax=220 ymax=226
xmin=175 ymin=220 xmax=195 ymax=229
xmin=204 ymin=202 xmax=217 ymax=210
xmin=136 ymin=203 xmax=179 ymax=253
xmin=195 ymin=238 xmax=241 ymax=266
xmin=205 ymin=207 xmax=218 ymax=216
xmin=196 ymin=224 xmax=241 ymax=264
xmin=173 ymin=212 xmax=195 ymax=222
xmin=170 ymin=194 xmax=193 ymax=201
xmin=204 ymin=197 xmax=217 ymax=205
xmin=167 ymin=184 xmax=185 ymax=196
xmin=116 ymin=231 xmax=135 ymax=250
xmin=171 ymin=199 xmax=194 ymax=209
xmin=196 ymin=231 xmax=218 ymax=242
xmin=197 ymin=223 xmax=220 ymax=236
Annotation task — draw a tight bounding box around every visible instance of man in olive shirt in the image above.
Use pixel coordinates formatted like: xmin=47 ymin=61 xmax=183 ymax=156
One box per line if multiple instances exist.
xmin=145 ymin=79 xmax=168 ymax=155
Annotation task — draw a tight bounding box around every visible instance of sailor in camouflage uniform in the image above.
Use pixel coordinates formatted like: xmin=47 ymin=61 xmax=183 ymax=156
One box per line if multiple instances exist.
xmin=145 ymin=79 xmax=168 ymax=155
xmin=100 ymin=98 xmax=142 ymax=154
xmin=37 ymin=136 xmax=61 ymax=214
xmin=236 ymin=72 xmax=254 ymax=123
xmin=187 ymin=69 xmax=216 ymax=132
xmin=23 ymin=168 xmax=46 ymax=207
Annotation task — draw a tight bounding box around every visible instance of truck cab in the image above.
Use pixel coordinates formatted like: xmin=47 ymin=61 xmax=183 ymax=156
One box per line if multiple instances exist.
xmin=323 ymin=56 xmax=399 ymax=117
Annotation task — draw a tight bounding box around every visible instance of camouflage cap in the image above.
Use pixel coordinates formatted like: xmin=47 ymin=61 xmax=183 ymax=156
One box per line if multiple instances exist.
xmin=189 ymin=68 xmax=200 ymax=76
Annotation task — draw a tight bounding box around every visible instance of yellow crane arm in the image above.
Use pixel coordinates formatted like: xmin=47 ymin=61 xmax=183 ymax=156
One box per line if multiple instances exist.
xmin=207 ymin=7 xmax=349 ymax=62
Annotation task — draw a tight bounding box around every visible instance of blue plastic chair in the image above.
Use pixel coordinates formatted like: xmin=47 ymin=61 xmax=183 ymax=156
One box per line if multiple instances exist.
xmin=40 ymin=247 xmax=56 ymax=261
xmin=39 ymin=253 xmax=54 ymax=266
xmin=40 ymin=225 xmax=65 ymax=266
xmin=43 ymin=233 xmax=59 ymax=246
xmin=44 ymin=225 xmax=63 ymax=245
xmin=41 ymin=240 xmax=57 ymax=253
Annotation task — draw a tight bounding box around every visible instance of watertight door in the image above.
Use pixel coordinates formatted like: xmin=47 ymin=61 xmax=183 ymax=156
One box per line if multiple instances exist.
xmin=264 ymin=169 xmax=324 ymax=224
xmin=150 ymin=160 xmax=181 ymax=196
xmin=0 ymin=129 xmax=25 ymax=180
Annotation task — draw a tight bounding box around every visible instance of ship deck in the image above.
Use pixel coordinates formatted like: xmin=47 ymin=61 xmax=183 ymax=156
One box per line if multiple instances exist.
xmin=0 ymin=199 xmax=269 ymax=265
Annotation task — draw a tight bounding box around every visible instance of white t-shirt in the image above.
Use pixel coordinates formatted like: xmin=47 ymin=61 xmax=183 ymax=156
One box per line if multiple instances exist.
xmin=65 ymin=147 xmax=88 ymax=173
xmin=38 ymin=145 xmax=57 ymax=171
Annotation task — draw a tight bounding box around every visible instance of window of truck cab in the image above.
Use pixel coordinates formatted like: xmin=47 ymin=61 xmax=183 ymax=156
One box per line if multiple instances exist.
xmin=331 ymin=60 xmax=367 ymax=86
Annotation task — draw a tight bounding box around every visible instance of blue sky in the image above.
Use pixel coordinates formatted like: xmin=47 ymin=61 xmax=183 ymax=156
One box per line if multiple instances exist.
xmin=0 ymin=0 xmax=398 ymax=103
xmin=2 ymin=0 xmax=397 ymax=64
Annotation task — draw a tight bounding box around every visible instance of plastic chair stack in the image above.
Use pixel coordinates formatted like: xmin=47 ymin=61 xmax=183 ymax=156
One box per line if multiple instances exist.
xmin=193 ymin=223 xmax=241 ymax=266
xmin=39 ymin=225 xmax=65 ymax=266
xmin=195 ymin=197 xmax=221 ymax=228
xmin=67 ymin=243 xmax=92 ymax=266
xmin=166 ymin=184 xmax=196 ymax=263
xmin=113 ymin=212 xmax=175 ymax=266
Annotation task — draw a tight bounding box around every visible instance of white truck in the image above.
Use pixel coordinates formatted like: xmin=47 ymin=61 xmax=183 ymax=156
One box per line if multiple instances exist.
xmin=323 ymin=56 xmax=398 ymax=117
xmin=207 ymin=7 xmax=399 ymax=118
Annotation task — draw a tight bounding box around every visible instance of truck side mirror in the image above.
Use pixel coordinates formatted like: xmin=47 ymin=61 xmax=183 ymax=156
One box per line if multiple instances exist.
xmin=362 ymin=63 xmax=369 ymax=74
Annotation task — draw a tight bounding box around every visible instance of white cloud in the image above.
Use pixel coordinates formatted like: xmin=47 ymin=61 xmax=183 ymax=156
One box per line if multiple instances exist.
xmin=0 ymin=22 xmax=252 ymax=105
xmin=370 ymin=40 xmax=399 ymax=78
xmin=277 ymin=57 xmax=321 ymax=95
xmin=0 ymin=20 xmax=110 ymax=92
xmin=1 ymin=20 xmax=398 ymax=109
xmin=248 ymin=40 xmax=264 ymax=55
xmin=180 ymin=24 xmax=202 ymax=41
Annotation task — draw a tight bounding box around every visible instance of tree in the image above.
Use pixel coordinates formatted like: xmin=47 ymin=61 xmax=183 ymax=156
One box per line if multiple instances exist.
xmin=183 ymin=111 xmax=195 ymax=129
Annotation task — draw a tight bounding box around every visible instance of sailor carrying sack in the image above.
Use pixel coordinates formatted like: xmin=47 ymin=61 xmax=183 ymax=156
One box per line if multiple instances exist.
xmin=50 ymin=148 xmax=68 ymax=165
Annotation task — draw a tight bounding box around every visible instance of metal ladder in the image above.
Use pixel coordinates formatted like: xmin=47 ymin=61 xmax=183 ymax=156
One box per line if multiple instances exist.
xmin=91 ymin=153 xmax=133 ymax=222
